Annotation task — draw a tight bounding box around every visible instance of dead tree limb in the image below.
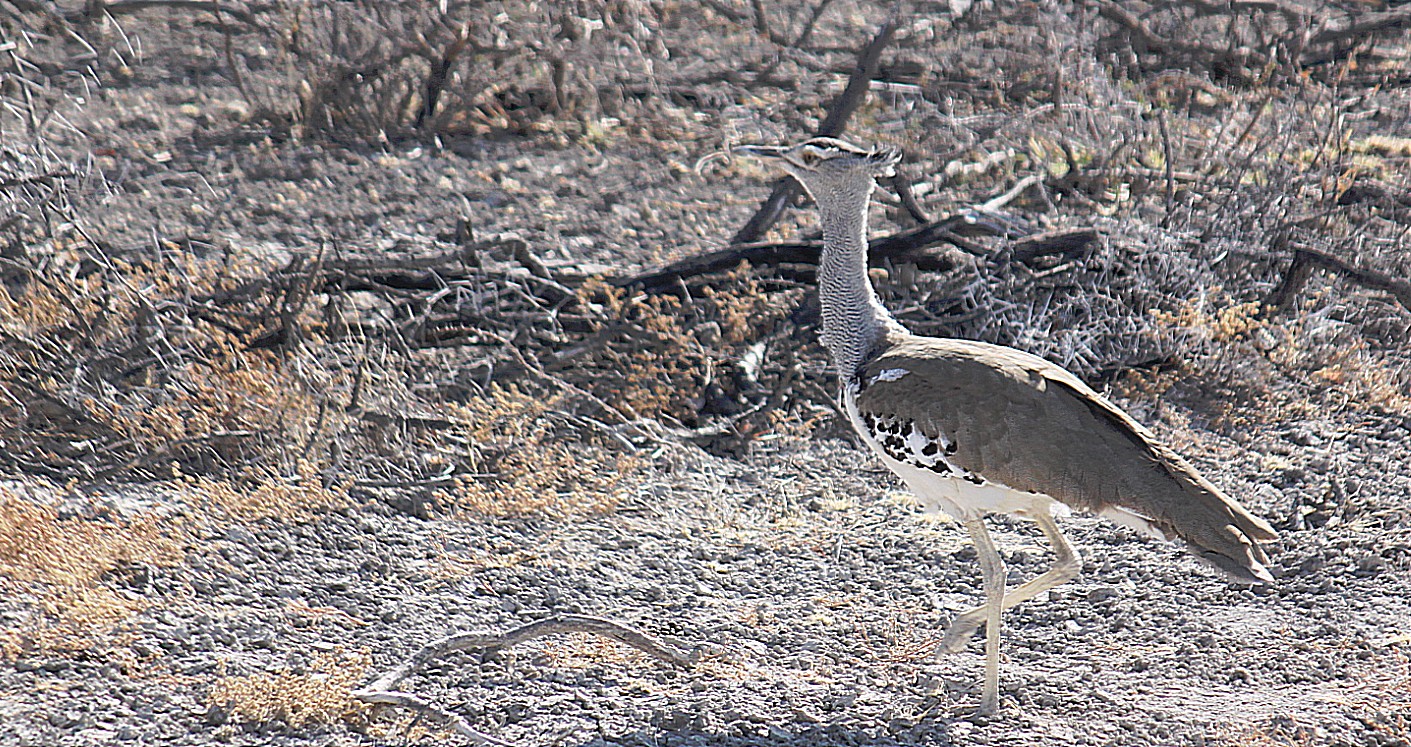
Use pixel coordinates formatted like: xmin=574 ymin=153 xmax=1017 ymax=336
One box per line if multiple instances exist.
xmin=1007 ymin=228 xmax=1100 ymax=266
xmin=414 ymin=20 xmax=473 ymax=129
xmin=1311 ymin=7 xmax=1411 ymax=46
xmin=732 ymin=8 xmax=901 ymax=244
xmin=627 ymin=211 xmax=1014 ymax=293
xmin=1266 ymin=245 xmax=1411 ymax=314
xmin=356 ymin=615 xmax=698 ymax=744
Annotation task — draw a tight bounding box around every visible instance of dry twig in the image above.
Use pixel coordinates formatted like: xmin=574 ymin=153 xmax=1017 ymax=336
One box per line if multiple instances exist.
xmin=356 ymin=615 xmax=698 ymax=744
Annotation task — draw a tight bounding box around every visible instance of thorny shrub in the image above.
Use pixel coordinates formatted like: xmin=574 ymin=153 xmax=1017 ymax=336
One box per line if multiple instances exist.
xmin=0 ymin=242 xmax=346 ymax=480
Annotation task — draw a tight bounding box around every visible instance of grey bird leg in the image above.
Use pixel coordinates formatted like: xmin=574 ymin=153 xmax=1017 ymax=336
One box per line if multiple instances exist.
xmin=942 ymin=512 xmax=1081 ymax=654
xmin=960 ymin=517 xmax=1005 ymax=715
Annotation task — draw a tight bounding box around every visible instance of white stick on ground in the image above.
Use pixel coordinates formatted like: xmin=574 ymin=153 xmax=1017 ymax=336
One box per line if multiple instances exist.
xmin=356 ymin=614 xmax=700 ymax=744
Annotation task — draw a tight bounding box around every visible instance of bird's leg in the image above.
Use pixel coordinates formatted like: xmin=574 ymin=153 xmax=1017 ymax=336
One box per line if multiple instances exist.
xmin=958 ymin=516 xmax=1005 ymax=716
xmin=941 ymin=512 xmax=1081 ymax=654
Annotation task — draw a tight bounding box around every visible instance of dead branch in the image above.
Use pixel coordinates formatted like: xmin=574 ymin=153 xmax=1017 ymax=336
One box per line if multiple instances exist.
xmin=413 ymin=20 xmax=473 ymax=129
xmin=1094 ymin=0 xmax=1410 ymax=80
xmin=732 ymin=8 xmax=901 ymax=244
xmin=356 ymin=614 xmax=698 ymax=744
xmin=888 ymin=174 xmax=930 ymax=224
xmin=625 ymin=211 xmax=1014 ymax=293
xmin=1266 ymin=245 xmax=1411 ymax=315
xmin=1007 ymin=228 xmax=1100 ymax=267
xmin=1310 ymin=6 xmax=1411 ymax=46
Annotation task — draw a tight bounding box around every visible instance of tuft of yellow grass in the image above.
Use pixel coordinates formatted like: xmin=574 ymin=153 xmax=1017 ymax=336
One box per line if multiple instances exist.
xmin=185 ymin=461 xmax=352 ymax=524
xmin=0 ymin=485 xmax=187 ymax=659
xmin=1151 ymin=299 xmax=1267 ymax=344
xmin=444 ymin=383 xmax=636 ymax=519
xmin=208 ymin=648 xmax=372 ymax=728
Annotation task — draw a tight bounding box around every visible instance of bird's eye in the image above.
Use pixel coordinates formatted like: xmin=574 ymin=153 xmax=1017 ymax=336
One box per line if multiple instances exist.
xmin=798 ymin=149 xmax=823 ymax=167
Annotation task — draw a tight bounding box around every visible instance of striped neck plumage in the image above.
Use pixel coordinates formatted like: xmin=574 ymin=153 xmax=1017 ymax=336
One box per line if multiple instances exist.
xmin=814 ymin=188 xmax=906 ymax=379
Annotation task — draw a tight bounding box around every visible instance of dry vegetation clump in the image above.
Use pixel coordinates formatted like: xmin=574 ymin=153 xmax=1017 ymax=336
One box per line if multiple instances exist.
xmin=219 ymin=0 xmax=760 ymax=141
xmin=1120 ymin=292 xmax=1411 ymax=429
xmin=569 ymin=269 xmax=804 ymax=425
xmin=0 ymin=484 xmax=186 ymax=660
xmin=184 ymin=462 xmax=352 ymax=525
xmin=441 ymin=382 xmax=639 ymax=519
xmin=207 ymin=648 xmax=372 ymax=729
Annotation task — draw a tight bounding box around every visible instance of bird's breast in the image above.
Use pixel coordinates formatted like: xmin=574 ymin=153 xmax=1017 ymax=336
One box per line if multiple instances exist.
xmin=841 ymin=376 xmax=1065 ymax=521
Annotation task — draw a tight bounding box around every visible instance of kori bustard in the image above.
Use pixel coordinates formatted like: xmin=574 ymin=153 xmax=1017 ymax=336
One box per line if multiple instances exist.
xmin=733 ymin=138 xmax=1277 ymax=715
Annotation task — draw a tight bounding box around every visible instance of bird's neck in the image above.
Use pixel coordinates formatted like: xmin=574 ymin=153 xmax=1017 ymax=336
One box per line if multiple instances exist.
xmin=815 ymin=194 xmax=904 ymax=379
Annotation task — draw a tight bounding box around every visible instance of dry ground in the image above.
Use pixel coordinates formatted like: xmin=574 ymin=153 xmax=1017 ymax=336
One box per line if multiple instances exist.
xmin=1 ymin=2 xmax=1410 ymax=746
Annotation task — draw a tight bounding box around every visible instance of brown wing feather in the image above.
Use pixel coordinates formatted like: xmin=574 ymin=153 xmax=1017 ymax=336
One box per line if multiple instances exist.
xmin=855 ymin=333 xmax=1276 ymax=583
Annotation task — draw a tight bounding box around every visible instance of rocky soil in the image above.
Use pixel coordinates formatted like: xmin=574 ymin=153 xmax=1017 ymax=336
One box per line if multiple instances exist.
xmin=2 ymin=3 xmax=1410 ymax=746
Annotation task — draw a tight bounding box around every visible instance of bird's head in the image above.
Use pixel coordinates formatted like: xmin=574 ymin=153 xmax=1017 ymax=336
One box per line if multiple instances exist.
xmin=733 ymin=137 xmax=901 ymax=208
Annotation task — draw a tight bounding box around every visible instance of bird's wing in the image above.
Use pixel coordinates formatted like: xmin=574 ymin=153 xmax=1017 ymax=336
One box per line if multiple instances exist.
xmin=855 ymin=333 xmax=1276 ymax=583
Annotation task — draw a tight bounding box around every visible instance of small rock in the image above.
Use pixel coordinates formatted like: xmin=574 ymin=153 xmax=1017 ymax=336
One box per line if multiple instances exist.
xmin=1355 ymin=555 xmax=1386 ymax=575
xmin=1086 ymin=586 xmax=1120 ymax=603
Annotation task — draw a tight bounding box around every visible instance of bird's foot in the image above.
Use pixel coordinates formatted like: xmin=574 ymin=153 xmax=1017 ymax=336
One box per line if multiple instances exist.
xmin=943 ymin=692 xmax=1000 ymax=721
xmin=939 ymin=614 xmax=985 ymax=654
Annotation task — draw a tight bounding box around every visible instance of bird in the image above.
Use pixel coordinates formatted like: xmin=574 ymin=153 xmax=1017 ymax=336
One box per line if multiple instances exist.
xmin=731 ymin=137 xmax=1277 ymax=715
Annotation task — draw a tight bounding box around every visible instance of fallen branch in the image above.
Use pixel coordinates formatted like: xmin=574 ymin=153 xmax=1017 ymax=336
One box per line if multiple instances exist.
xmin=1311 ymin=6 xmax=1411 ymax=46
xmin=356 ymin=614 xmax=698 ymax=744
xmin=74 ymin=0 xmax=260 ymax=26
xmin=1266 ymin=245 xmax=1411 ymax=314
xmin=624 ymin=211 xmax=1016 ymax=293
xmin=1007 ymin=228 xmax=1100 ymax=266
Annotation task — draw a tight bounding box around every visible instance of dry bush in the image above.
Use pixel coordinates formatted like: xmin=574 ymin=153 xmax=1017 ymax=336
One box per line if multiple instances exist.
xmin=443 ymin=383 xmax=638 ymax=519
xmin=225 ymin=0 xmax=730 ymax=140
xmin=208 ymin=648 xmax=372 ymax=729
xmin=0 ymin=240 xmax=355 ymax=480
xmin=569 ymin=269 xmax=802 ymax=425
xmin=0 ymin=484 xmax=186 ymax=660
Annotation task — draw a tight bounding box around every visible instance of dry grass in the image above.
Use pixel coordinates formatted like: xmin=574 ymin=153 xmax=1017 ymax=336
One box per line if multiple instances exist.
xmin=1121 ymin=293 xmax=1411 ymax=435
xmin=208 ymin=648 xmax=372 ymax=729
xmin=443 ymin=383 xmax=637 ymax=519
xmin=0 ymin=483 xmax=186 ymax=660
xmin=186 ymin=465 xmax=353 ymax=525
xmin=0 ymin=465 xmax=356 ymax=664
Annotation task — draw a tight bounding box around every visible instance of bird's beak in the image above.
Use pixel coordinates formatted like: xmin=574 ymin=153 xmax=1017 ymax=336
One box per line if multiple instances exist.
xmin=732 ymin=144 xmax=789 ymax=159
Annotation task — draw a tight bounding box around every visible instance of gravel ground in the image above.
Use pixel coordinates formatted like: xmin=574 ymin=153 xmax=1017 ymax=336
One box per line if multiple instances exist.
xmin=3 ymin=408 xmax=1410 ymax=746
xmin=3 ymin=4 xmax=1410 ymax=746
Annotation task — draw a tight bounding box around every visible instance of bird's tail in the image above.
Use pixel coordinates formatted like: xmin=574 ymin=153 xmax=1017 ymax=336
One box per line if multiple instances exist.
xmin=1163 ymin=464 xmax=1278 ymax=585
